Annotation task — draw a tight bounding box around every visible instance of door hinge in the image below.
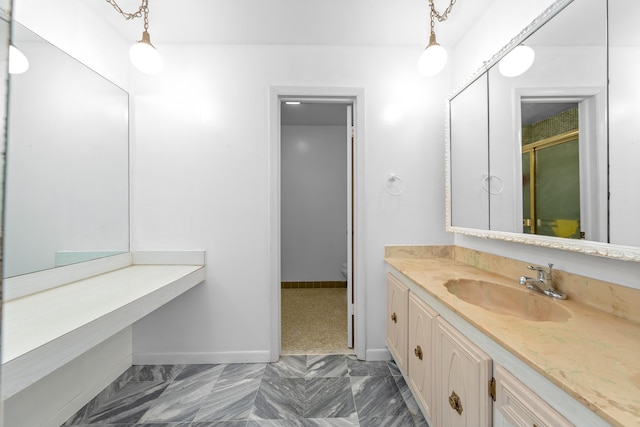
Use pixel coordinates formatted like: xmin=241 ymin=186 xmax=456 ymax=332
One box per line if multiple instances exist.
xmin=349 ymin=304 xmax=355 ymax=316
xmin=489 ymin=377 xmax=496 ymax=401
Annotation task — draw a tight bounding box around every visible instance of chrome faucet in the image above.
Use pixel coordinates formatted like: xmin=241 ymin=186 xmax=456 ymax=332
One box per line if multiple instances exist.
xmin=519 ymin=263 xmax=567 ymax=299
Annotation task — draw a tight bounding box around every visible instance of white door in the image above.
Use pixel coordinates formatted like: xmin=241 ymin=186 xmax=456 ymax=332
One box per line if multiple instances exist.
xmin=346 ymin=104 xmax=354 ymax=348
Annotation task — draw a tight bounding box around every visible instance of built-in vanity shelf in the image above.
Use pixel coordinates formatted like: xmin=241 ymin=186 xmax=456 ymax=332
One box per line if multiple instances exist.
xmin=385 ymin=245 xmax=640 ymax=427
xmin=2 ymin=251 xmax=205 ymax=399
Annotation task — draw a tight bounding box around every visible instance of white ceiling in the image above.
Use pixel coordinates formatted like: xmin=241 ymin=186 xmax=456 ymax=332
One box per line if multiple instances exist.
xmin=88 ymin=0 xmax=494 ymax=47
xmin=521 ymin=102 xmax=577 ymax=125
xmin=281 ymin=102 xmax=348 ymax=126
xmin=84 ymin=0 xmax=493 ymax=127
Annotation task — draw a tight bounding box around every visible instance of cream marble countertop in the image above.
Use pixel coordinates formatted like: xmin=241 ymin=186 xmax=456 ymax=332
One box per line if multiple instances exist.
xmin=385 ymin=248 xmax=640 ymax=427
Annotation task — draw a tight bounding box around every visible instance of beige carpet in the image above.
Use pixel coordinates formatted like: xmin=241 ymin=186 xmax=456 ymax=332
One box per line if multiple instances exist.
xmin=281 ymin=288 xmax=354 ymax=355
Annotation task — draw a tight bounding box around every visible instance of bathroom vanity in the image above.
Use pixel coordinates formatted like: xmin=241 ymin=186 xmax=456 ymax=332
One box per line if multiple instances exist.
xmin=385 ymin=245 xmax=640 ymax=427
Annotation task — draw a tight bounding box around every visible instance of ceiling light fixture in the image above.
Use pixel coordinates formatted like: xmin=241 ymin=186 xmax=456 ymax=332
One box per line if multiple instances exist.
xmin=8 ymin=45 xmax=29 ymax=74
xmin=105 ymin=0 xmax=163 ymax=75
xmin=498 ymin=45 xmax=535 ymax=77
xmin=418 ymin=0 xmax=457 ymax=77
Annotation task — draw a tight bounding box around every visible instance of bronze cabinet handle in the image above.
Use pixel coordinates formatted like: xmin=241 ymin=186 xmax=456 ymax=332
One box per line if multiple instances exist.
xmin=449 ymin=390 xmax=463 ymax=415
xmin=414 ymin=345 xmax=423 ymax=360
xmin=391 ymin=312 xmax=397 ymax=323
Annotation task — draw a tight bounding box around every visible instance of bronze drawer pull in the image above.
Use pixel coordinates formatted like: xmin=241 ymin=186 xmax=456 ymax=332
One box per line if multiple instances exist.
xmin=449 ymin=390 xmax=463 ymax=415
xmin=391 ymin=312 xmax=397 ymax=323
xmin=414 ymin=345 xmax=423 ymax=360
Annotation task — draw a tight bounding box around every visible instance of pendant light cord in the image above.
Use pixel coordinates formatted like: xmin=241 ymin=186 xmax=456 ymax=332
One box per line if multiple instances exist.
xmin=428 ymin=0 xmax=457 ymax=36
xmin=105 ymin=0 xmax=150 ymax=31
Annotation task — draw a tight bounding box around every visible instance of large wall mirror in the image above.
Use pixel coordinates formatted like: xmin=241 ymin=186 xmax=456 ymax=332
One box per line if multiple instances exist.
xmin=3 ymin=22 xmax=130 ymax=278
xmin=446 ymin=0 xmax=640 ymax=261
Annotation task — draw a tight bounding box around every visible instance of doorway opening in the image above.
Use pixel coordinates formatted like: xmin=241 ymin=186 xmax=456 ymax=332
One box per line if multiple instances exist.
xmin=279 ymin=100 xmax=355 ymax=355
xmin=519 ymin=95 xmax=606 ymax=242
xmin=521 ymin=102 xmax=581 ymax=238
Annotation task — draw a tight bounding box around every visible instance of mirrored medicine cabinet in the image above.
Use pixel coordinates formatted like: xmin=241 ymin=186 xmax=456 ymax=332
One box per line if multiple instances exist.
xmin=446 ymin=0 xmax=640 ymax=262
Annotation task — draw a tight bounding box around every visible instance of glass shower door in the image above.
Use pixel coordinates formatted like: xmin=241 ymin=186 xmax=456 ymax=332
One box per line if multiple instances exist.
xmin=523 ymin=131 xmax=581 ymax=239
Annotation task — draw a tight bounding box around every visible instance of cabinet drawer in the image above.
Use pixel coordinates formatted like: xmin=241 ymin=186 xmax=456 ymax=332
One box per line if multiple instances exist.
xmin=496 ymin=365 xmax=574 ymax=427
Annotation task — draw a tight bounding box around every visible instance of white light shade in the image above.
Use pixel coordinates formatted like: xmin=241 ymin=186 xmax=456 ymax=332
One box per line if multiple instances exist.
xmin=9 ymin=45 xmax=29 ymax=74
xmin=129 ymin=33 xmax=163 ymax=75
xmin=498 ymin=45 xmax=535 ymax=77
xmin=418 ymin=44 xmax=448 ymax=77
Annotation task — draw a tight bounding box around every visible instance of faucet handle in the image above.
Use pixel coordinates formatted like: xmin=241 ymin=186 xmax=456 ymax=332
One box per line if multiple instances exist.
xmin=528 ymin=263 xmax=553 ymax=273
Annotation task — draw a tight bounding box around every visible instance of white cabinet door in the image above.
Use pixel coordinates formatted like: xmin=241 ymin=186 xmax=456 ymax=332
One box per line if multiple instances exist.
xmin=386 ymin=273 xmax=408 ymax=372
xmin=408 ymin=293 xmax=438 ymax=422
xmin=435 ymin=317 xmax=492 ymax=427
xmin=496 ymin=365 xmax=574 ymax=427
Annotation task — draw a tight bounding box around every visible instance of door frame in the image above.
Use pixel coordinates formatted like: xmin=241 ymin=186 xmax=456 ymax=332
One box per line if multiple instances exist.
xmin=268 ymin=86 xmax=366 ymax=361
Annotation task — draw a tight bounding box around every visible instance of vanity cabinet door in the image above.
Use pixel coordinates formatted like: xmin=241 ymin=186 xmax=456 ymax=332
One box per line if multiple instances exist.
xmin=435 ymin=317 xmax=492 ymax=427
xmin=386 ymin=273 xmax=408 ymax=372
xmin=496 ymin=365 xmax=574 ymax=427
xmin=408 ymin=293 xmax=438 ymax=422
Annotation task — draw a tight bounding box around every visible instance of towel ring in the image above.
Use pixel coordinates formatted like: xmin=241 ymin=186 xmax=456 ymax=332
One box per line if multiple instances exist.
xmin=482 ymin=175 xmax=504 ymax=195
xmin=385 ymin=174 xmax=405 ymax=196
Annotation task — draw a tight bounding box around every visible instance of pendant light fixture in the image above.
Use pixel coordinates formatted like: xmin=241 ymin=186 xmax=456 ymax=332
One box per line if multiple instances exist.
xmin=105 ymin=0 xmax=163 ymax=75
xmin=8 ymin=45 xmax=29 ymax=74
xmin=418 ymin=0 xmax=457 ymax=77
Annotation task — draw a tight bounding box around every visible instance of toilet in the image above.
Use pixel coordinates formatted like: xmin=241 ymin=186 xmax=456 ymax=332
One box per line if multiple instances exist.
xmin=341 ymin=262 xmax=348 ymax=279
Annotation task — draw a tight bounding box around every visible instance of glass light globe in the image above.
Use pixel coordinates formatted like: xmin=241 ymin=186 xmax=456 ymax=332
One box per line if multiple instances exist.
xmin=9 ymin=45 xmax=29 ymax=74
xmin=498 ymin=45 xmax=535 ymax=77
xmin=129 ymin=32 xmax=163 ymax=75
xmin=418 ymin=44 xmax=448 ymax=77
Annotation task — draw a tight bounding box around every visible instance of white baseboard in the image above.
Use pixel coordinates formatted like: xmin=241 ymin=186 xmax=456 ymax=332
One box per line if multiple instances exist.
xmin=133 ymin=350 xmax=272 ymax=365
xmin=135 ymin=348 xmax=389 ymax=365
xmin=365 ymin=348 xmax=392 ymax=361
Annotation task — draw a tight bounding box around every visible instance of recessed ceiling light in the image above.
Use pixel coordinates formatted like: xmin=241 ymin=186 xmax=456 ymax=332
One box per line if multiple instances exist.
xmin=285 ymin=101 xmax=301 ymax=105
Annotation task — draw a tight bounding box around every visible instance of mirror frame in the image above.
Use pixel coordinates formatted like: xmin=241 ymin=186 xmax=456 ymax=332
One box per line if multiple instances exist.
xmin=445 ymin=0 xmax=640 ymax=262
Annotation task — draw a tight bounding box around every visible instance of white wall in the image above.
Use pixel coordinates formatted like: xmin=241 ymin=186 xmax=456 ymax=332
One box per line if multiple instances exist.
xmin=130 ymin=43 xmax=452 ymax=362
xmin=452 ymin=0 xmax=640 ymax=289
xmin=281 ymin=125 xmax=347 ymax=282
xmin=13 ymin=0 xmax=131 ymax=90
